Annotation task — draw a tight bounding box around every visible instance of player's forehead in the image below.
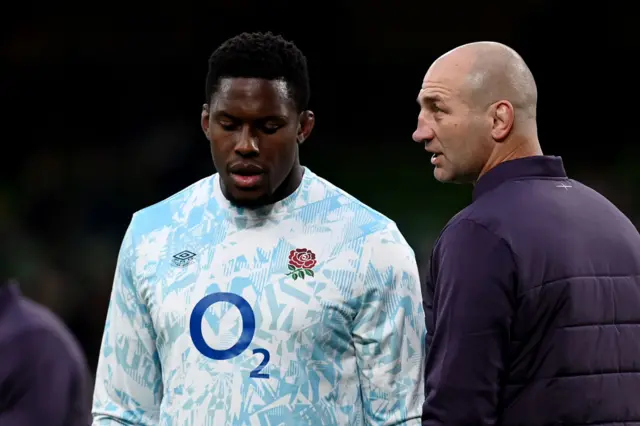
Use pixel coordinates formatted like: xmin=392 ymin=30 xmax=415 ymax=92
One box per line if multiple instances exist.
xmin=212 ymin=77 xmax=294 ymax=117
xmin=418 ymin=62 xmax=468 ymax=103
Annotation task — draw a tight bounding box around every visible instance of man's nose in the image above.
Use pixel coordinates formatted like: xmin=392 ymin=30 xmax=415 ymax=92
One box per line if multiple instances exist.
xmin=412 ymin=121 xmax=434 ymax=143
xmin=412 ymin=128 xmax=423 ymax=143
xmin=235 ymin=126 xmax=259 ymax=157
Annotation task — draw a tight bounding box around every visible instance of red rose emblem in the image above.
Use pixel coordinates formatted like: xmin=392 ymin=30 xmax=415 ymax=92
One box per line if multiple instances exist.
xmin=288 ymin=248 xmax=317 ymax=269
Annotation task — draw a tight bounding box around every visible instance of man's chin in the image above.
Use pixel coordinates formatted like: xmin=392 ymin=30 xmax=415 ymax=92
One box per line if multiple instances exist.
xmin=434 ymin=169 xmax=475 ymax=185
xmin=227 ymin=189 xmax=271 ymax=208
xmin=434 ymin=167 xmax=454 ymax=183
xmin=220 ymin=177 xmax=268 ymax=208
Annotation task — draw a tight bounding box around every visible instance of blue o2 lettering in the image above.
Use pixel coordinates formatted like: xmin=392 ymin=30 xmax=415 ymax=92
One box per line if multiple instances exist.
xmin=189 ymin=292 xmax=270 ymax=378
xmin=250 ymin=348 xmax=270 ymax=379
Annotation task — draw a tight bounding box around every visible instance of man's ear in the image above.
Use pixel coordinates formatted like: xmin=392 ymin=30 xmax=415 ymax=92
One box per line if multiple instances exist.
xmin=297 ymin=110 xmax=315 ymax=144
xmin=201 ymin=103 xmax=210 ymax=140
xmin=490 ymin=100 xmax=514 ymax=142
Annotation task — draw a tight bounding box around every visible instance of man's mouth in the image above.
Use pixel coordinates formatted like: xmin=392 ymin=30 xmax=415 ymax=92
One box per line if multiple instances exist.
xmin=228 ymin=162 xmax=266 ymax=188
xmin=229 ymin=171 xmax=265 ymax=188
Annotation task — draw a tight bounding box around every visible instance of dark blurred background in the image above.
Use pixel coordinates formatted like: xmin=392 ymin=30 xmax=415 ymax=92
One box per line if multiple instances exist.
xmin=2 ymin=1 xmax=636 ymax=379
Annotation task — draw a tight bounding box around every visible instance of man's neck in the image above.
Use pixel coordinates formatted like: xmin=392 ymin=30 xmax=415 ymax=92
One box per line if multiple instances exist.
xmin=269 ymin=164 xmax=304 ymax=205
xmin=477 ymin=136 xmax=542 ymax=181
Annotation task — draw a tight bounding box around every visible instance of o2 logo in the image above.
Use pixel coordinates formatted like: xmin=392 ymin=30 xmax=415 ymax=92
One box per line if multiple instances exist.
xmin=189 ymin=292 xmax=270 ymax=379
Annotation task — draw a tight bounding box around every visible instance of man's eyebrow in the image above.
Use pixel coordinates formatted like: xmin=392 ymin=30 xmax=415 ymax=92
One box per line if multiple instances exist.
xmin=418 ymin=94 xmax=445 ymax=104
xmin=213 ymin=111 xmax=288 ymax=121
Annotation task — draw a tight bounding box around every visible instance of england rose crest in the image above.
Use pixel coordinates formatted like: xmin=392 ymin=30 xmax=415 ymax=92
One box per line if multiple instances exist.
xmin=286 ymin=248 xmax=317 ymax=280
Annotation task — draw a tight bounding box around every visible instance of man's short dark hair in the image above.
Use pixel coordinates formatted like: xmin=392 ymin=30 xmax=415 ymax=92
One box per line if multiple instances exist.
xmin=205 ymin=32 xmax=310 ymax=112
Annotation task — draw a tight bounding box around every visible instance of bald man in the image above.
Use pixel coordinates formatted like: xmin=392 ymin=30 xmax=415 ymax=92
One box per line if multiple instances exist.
xmin=414 ymin=42 xmax=640 ymax=425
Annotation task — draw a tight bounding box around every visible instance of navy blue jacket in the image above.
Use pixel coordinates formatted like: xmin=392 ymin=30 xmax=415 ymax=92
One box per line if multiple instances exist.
xmin=0 ymin=282 xmax=92 ymax=425
xmin=422 ymin=156 xmax=640 ymax=425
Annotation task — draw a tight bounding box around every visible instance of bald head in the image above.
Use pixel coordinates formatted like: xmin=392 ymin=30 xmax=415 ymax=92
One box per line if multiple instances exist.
xmin=430 ymin=42 xmax=537 ymax=119
xmin=414 ymin=42 xmax=542 ymax=184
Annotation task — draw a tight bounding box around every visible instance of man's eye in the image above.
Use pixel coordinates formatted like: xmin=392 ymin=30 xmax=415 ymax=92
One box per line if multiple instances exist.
xmin=219 ymin=121 xmax=236 ymax=130
xmin=261 ymin=123 xmax=282 ymax=134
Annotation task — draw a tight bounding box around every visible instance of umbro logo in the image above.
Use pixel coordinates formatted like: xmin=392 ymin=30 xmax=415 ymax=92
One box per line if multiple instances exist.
xmin=172 ymin=250 xmax=196 ymax=267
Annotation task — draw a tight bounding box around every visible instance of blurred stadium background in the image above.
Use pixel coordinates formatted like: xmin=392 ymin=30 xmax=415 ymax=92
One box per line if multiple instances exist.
xmin=2 ymin=1 xmax=635 ymax=379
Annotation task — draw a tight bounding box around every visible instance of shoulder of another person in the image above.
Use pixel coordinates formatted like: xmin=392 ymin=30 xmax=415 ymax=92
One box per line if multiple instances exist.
xmin=437 ymin=217 xmax=506 ymax=255
xmin=22 ymin=326 xmax=79 ymax=358
xmin=16 ymin=303 xmax=87 ymax=369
